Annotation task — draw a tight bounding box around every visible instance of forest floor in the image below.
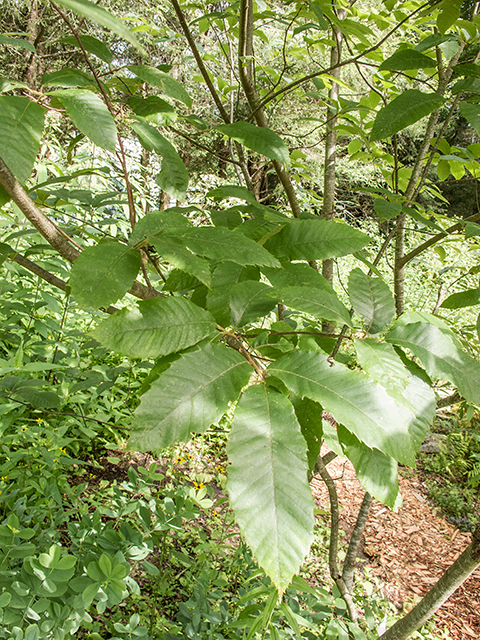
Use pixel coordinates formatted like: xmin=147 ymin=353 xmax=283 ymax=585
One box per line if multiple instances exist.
xmin=310 ymin=450 xmax=480 ymax=640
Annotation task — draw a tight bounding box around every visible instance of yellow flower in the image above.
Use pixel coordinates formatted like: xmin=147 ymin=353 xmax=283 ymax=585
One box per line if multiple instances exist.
xmin=175 ymin=456 xmax=185 ymax=465
xmin=1 ymin=476 xmax=6 ymax=481
xmin=193 ymin=481 xmax=204 ymax=491
xmin=59 ymin=447 xmax=66 ymax=453
xmin=216 ymin=466 xmax=225 ymax=473
xmin=89 ymin=473 xmax=96 ymax=479
xmin=53 ymin=458 xmax=58 ymax=463
xmin=35 ymin=418 xmax=43 ymax=423
xmin=21 ymin=427 xmax=27 ymax=432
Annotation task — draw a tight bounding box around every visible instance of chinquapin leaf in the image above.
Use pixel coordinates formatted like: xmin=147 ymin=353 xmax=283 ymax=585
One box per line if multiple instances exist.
xmin=53 ymin=0 xmax=144 ymax=53
xmin=69 ymin=241 xmax=141 ymax=309
xmin=129 ymin=344 xmax=252 ymax=450
xmin=275 ymin=286 xmax=352 ymax=327
xmin=291 ymin=395 xmax=323 ymax=473
xmin=459 ymin=102 xmax=480 ymax=137
xmin=264 ymin=219 xmax=370 ymax=261
xmin=437 ymin=0 xmax=462 ymax=34
xmin=263 ymin=262 xmax=334 ymax=290
xmin=0 ymin=35 xmax=35 ymax=53
xmin=92 ymin=298 xmax=217 ymax=359
xmin=207 ymin=262 xmax=260 ymax=325
xmin=132 ymin=121 xmax=189 ymax=201
xmin=348 ymin=268 xmax=395 ymax=334
xmin=151 ymin=236 xmax=211 ymax=286
xmin=370 ymin=90 xmax=445 ymax=142
xmin=337 ymin=425 xmax=401 ymax=509
xmin=59 ymin=35 xmax=113 ymax=63
xmin=0 ymin=96 xmax=45 ymax=201
xmin=387 ymin=320 xmax=480 ymax=405
xmin=268 ymin=351 xmax=416 ymax=465
xmin=127 ymin=95 xmax=177 ymax=125
xmin=216 ymin=122 xmax=290 ymax=164
xmin=354 ymin=338 xmax=435 ymax=450
xmin=128 ymin=65 xmax=192 ymax=107
xmin=129 ymin=209 xmax=192 ymax=246
xmin=373 ymin=198 xmax=402 ymax=222
xmin=230 ymin=281 xmax=279 ymax=327
xmin=42 ymin=68 xmax=96 ymax=88
xmin=207 ymin=185 xmax=259 ymax=205
xmin=441 ymin=287 xmax=480 ymax=310
xmin=162 ymin=226 xmax=281 ymax=268
xmin=379 ymin=49 xmax=435 ymax=71
xmin=52 ymin=89 xmax=117 ymax=152
xmin=227 ymin=385 xmax=314 ymax=593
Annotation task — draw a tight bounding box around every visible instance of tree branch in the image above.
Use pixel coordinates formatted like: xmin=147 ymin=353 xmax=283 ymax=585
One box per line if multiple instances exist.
xmin=342 ymin=492 xmax=373 ymax=593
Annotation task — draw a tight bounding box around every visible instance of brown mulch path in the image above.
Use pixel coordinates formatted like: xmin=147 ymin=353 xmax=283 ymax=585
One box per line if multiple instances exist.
xmin=310 ymin=452 xmax=480 ymax=640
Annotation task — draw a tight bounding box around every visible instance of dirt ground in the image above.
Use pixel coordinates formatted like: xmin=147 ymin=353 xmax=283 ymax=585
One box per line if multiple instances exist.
xmin=310 ymin=453 xmax=480 ymax=640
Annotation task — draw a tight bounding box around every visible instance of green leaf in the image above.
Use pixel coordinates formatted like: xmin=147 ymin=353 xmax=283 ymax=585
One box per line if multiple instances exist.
xmin=459 ymin=102 xmax=480 ymax=136
xmin=337 ymin=425 xmax=401 ymax=509
xmin=230 ymin=281 xmax=279 ymax=327
xmin=291 ymin=396 xmax=323 ymax=473
xmin=129 ymin=209 xmax=192 ymax=246
xmin=132 ymin=121 xmax=189 ymax=201
xmin=0 ymin=592 xmax=11 ymax=608
xmin=387 ymin=321 xmax=480 ymax=405
xmin=379 ymin=49 xmax=435 ymax=71
xmin=370 ymin=90 xmax=445 ymax=142
xmin=207 ymin=262 xmax=260 ymax=325
xmin=52 ymin=89 xmax=117 ymax=152
xmin=437 ymin=0 xmax=462 ymax=34
xmin=207 ymin=185 xmax=259 ymax=205
xmin=129 ymin=344 xmax=252 ymax=450
xmin=127 ymin=95 xmax=176 ymax=125
xmin=275 ymin=286 xmax=353 ymax=327
xmin=162 ymin=226 xmax=281 ymax=268
xmin=263 ymin=262 xmax=333 ymax=290
xmin=264 ymin=219 xmax=370 ymax=261
xmin=373 ymin=199 xmax=402 ymax=222
xmin=0 ymin=35 xmax=35 ymax=53
xmin=42 ymin=68 xmax=96 ymax=88
xmin=0 ymin=96 xmax=45 ymax=183
xmin=354 ymin=338 xmax=435 ymax=450
xmin=269 ymin=351 xmax=415 ymax=465
xmin=348 ymin=268 xmax=395 ymax=334
xmin=53 ymin=0 xmax=144 ymax=53
xmin=59 ymin=35 xmax=113 ymax=63
xmin=69 ymin=241 xmax=141 ymax=309
xmin=151 ymin=236 xmax=211 ymax=286
xmin=216 ymin=122 xmax=289 ymax=164
xmin=227 ymin=385 xmax=314 ymax=593
xmin=441 ymin=287 xmax=480 ymax=309
xmin=92 ymin=298 xmax=217 ymax=358
xmin=128 ymin=65 xmax=192 ymax=107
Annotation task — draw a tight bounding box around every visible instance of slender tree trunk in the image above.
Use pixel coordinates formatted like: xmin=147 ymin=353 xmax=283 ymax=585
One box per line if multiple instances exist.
xmin=379 ymin=526 xmax=480 ymax=640
xmin=23 ymin=0 xmax=45 ymax=90
xmin=322 ymin=8 xmax=345 ymax=286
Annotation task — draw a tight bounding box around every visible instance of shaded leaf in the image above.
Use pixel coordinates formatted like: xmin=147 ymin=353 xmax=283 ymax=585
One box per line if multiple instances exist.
xmin=207 ymin=262 xmax=260 ymax=325
xmin=263 ymin=262 xmax=334 ymax=290
xmin=459 ymin=102 xmax=480 ymax=136
xmin=216 ymin=122 xmax=289 ymax=164
xmin=437 ymin=0 xmax=462 ymax=34
xmin=292 ymin=395 xmax=323 ymax=473
xmin=128 ymin=65 xmax=192 ymax=107
xmin=379 ymin=49 xmax=435 ymax=71
xmin=59 ymin=35 xmax=113 ymax=63
xmin=92 ymin=298 xmax=217 ymax=359
xmin=129 ymin=344 xmax=252 ymax=449
xmin=230 ymin=281 xmax=279 ymax=327
xmin=337 ymin=425 xmax=401 ymax=509
xmin=264 ymin=219 xmax=370 ymax=261
xmin=268 ymin=351 xmax=415 ymax=465
xmin=227 ymin=385 xmax=314 ymax=592
xmin=129 ymin=209 xmax=192 ymax=246
xmin=348 ymin=268 xmax=395 ymax=334
xmin=207 ymin=184 xmax=259 ymax=205
xmin=0 ymin=35 xmax=35 ymax=53
xmin=387 ymin=320 xmax=480 ymax=404
xmin=132 ymin=121 xmax=188 ymax=201
xmin=52 ymin=89 xmax=117 ymax=152
xmin=0 ymin=96 xmax=45 ymax=183
xmin=373 ymin=199 xmax=402 ymax=222
xmin=275 ymin=286 xmax=352 ymax=327
xmin=127 ymin=95 xmax=176 ymax=125
xmin=441 ymin=287 xmax=480 ymax=309
xmin=163 ymin=226 xmax=280 ymax=267
xmin=42 ymin=68 xmax=96 ymax=88
xmin=370 ymin=90 xmax=444 ymax=141
xmin=54 ymin=0 xmax=144 ymax=53
xmin=151 ymin=236 xmax=211 ymax=286
xmin=69 ymin=241 xmax=141 ymax=309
